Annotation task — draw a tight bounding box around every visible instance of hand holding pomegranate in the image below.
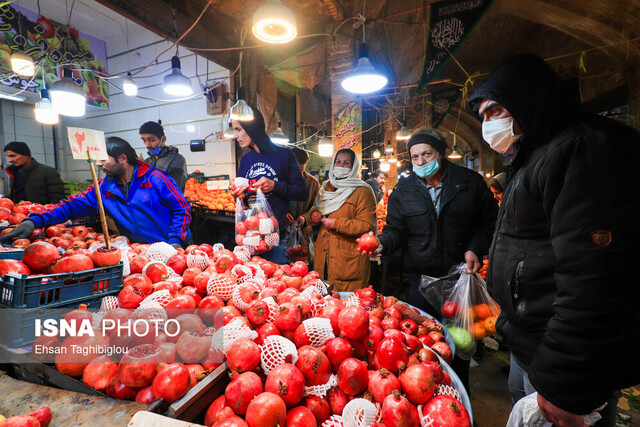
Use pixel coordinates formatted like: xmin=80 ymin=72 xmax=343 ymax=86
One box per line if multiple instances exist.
xmin=357 ymin=231 xmax=381 ymax=256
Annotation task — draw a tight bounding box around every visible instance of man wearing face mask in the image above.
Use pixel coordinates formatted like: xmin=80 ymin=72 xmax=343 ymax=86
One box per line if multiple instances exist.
xmin=468 ymin=53 xmax=640 ymax=426
xmin=139 ymin=121 xmax=188 ymax=192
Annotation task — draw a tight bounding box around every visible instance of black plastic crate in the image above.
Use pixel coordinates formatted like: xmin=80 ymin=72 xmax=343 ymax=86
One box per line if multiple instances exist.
xmin=0 ymin=263 xmax=123 ymax=309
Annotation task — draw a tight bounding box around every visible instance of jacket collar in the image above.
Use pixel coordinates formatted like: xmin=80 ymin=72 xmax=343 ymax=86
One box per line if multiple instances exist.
xmin=102 ymin=161 xmax=152 ymax=200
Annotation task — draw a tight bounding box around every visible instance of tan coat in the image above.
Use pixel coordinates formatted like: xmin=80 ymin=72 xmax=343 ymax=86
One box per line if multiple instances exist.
xmin=305 ymin=184 xmax=377 ymax=292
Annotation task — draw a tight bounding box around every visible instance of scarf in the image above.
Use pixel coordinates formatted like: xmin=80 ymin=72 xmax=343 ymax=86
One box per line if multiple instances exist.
xmin=315 ymin=151 xmax=373 ymax=215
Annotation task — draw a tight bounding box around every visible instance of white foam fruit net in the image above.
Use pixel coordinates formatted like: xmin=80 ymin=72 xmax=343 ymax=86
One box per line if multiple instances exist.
xmin=232 ymin=283 xmax=259 ymax=312
xmin=233 ymin=247 xmax=251 ymax=263
xmin=345 ymin=293 xmax=361 ymax=307
xmin=133 ymin=301 xmax=168 ymax=329
xmin=265 ymin=233 xmax=280 ymax=249
xmin=145 ymin=242 xmax=178 ymax=263
xmin=304 ymin=374 xmax=337 ymax=398
xmin=260 ymin=335 xmax=298 ymax=375
xmin=259 ymin=218 xmax=274 ymax=235
xmin=100 ymin=295 xmax=119 ymax=311
xmin=214 ymin=317 xmax=258 ymax=354
xmin=417 ymin=405 xmax=435 ymax=427
xmin=186 ymin=250 xmax=209 ymax=270
xmin=312 ymin=280 xmax=329 ymax=296
xmin=141 ymin=261 xmax=179 ymax=279
xmin=246 ymin=277 xmax=266 ymax=290
xmin=435 ymin=384 xmax=462 ymax=401
xmin=231 ymin=264 xmax=253 ymax=284
xmin=301 ymin=318 xmax=335 ymax=347
xmin=207 ymin=274 xmax=237 ymax=301
xmin=212 ymin=243 xmax=224 ymax=253
xmin=262 ymin=297 xmax=278 ymax=323
xmin=342 ymin=399 xmax=378 ymax=427
xmin=322 ymin=415 xmax=344 ymax=427
xmin=142 ymin=290 xmax=172 ymax=308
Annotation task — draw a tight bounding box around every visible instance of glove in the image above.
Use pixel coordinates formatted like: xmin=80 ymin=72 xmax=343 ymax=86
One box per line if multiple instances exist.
xmin=171 ymin=242 xmax=182 ymax=249
xmin=0 ymin=219 xmax=35 ymax=243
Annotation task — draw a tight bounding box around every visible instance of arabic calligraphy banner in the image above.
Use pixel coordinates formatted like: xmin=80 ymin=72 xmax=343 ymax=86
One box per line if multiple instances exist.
xmin=430 ymin=87 xmax=462 ymax=128
xmin=0 ymin=4 xmax=109 ymax=109
xmin=418 ymin=0 xmax=494 ymax=93
xmin=335 ymin=102 xmax=361 ymax=151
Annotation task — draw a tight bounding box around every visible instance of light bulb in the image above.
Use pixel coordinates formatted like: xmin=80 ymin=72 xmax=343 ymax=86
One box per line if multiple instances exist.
xmin=164 ymin=56 xmax=193 ymax=96
xmin=252 ymin=0 xmax=297 ymax=44
xmin=341 ymin=44 xmax=387 ymax=94
xmin=11 ymin=51 xmax=35 ymax=77
xmin=123 ymin=73 xmax=137 ymax=96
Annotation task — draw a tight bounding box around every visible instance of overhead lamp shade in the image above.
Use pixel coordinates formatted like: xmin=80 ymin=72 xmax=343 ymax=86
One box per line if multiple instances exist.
xmin=318 ymin=135 xmax=333 ymax=157
xmin=379 ymin=160 xmax=390 ymax=172
xmin=396 ymin=122 xmax=411 ymax=141
xmin=388 ymin=156 xmax=397 ymax=163
xmin=341 ymin=44 xmax=387 ymax=94
xmin=448 ymin=146 xmax=463 ymax=160
xmin=230 ymin=87 xmax=254 ymax=121
xmin=11 ymin=51 xmax=35 ymax=77
xmin=372 ymin=149 xmax=381 ymax=159
xmin=271 ymin=121 xmax=290 ymax=145
xmin=34 ymin=89 xmax=59 ymax=125
xmin=123 ymin=73 xmax=137 ymax=96
xmin=223 ymin=122 xmax=234 ymax=139
xmin=361 ymin=163 xmax=368 ymax=170
xmin=252 ymin=0 xmax=297 ymax=44
xmin=164 ymin=56 xmax=193 ymax=96
xmin=385 ymin=141 xmax=394 ymax=153
xmin=51 ymin=70 xmax=86 ymax=117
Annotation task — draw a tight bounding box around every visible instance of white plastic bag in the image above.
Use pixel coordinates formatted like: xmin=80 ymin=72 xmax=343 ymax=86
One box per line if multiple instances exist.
xmin=506 ymin=393 xmax=602 ymax=427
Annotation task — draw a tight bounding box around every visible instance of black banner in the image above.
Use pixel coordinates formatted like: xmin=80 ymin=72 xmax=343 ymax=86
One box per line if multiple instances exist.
xmin=418 ymin=0 xmax=494 ymax=93
xmin=430 ymin=87 xmax=462 ymax=128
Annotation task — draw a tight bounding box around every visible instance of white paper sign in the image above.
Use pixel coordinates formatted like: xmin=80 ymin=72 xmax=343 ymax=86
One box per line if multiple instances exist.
xmin=67 ymin=127 xmax=108 ymax=161
xmin=206 ymin=180 xmax=230 ymax=190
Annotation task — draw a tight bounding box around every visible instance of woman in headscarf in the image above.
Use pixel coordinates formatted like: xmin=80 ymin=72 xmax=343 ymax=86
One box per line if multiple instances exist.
xmin=297 ymin=148 xmax=376 ymax=291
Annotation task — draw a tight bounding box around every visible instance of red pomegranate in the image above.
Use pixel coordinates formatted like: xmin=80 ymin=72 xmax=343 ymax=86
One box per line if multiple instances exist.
xmin=398 ymin=363 xmax=437 ymax=404
xmin=83 ymin=355 xmax=119 ymax=390
xmin=166 ymin=254 xmax=187 ymax=275
xmin=255 ymin=322 xmax=280 ymax=345
xmin=123 ymin=274 xmax=154 ymax=296
xmin=422 ymin=361 xmax=446 ymax=384
xmin=135 ymin=386 xmax=156 ymax=404
xmin=185 ymin=363 xmax=206 ymax=389
xmin=368 ymin=368 xmax=401 ymax=404
xmin=328 ymin=387 xmax=351 ymax=415
xmin=290 ymin=295 xmax=311 ymax=317
xmin=245 ymin=392 xmax=286 ymax=427
xmin=28 ymin=406 xmax=52 ymax=427
xmin=304 ymin=395 xmax=331 ymax=425
xmin=152 ymin=363 xmax=191 ymax=403
xmin=92 ymin=247 xmax=122 ymax=267
xmin=290 ymin=261 xmax=308 ymax=277
xmin=227 ymin=339 xmax=261 ymax=373
xmin=338 ymin=305 xmax=369 ymax=340
xmin=325 ymin=337 xmax=354 ymax=371
xmin=224 ymin=371 xmax=263 ymax=415
xmin=105 ymin=376 xmax=140 ymax=400
xmin=145 ymin=262 xmax=169 ymax=283
xmin=153 ymin=280 xmax=180 ymax=296
xmin=51 ymin=254 xmax=94 ymax=273
xmin=198 ymin=295 xmax=225 ymax=324
xmin=119 ymin=344 xmax=163 ymax=388
xmin=431 ymin=341 xmax=453 ymax=364
xmin=356 ymin=231 xmax=379 ymax=253
xmin=12 ymin=238 xmax=31 ymax=247
xmin=0 ymin=259 xmax=30 ymax=276
xmin=264 ymin=363 xmax=305 ymax=407
xmin=382 ymin=390 xmax=414 ymax=427
xmin=422 ymin=395 xmax=471 ymax=427
xmin=376 ymin=337 xmax=410 ymax=374
xmin=319 ymin=304 xmax=342 ymax=335
xmin=22 ymin=242 xmax=60 ymax=273
xmin=0 ymin=198 xmax=14 ymax=210
xmin=204 ymin=395 xmax=232 ymax=426
xmin=166 ymin=294 xmax=197 ymax=316
xmin=182 ymin=267 xmax=202 ymax=288
xmin=0 ymin=415 xmax=40 ymax=426
xmin=245 ymin=300 xmax=269 ymax=326
xmin=405 ymin=334 xmax=421 ymax=353
xmin=8 ymin=213 xmax=27 ymax=225
xmin=274 ymin=302 xmax=302 ymax=331
xmin=55 ymin=330 xmax=110 ymax=377
xmin=364 ymin=324 xmax=384 ymax=351
xmin=129 ymin=255 xmax=151 ymax=274
xmin=165 ymin=313 xmax=205 ymax=342
xmin=337 ymin=358 xmax=369 ymax=396
xmin=296 ymin=345 xmax=331 ymax=386
xmin=117 ymin=284 xmax=146 ymax=309
xmin=176 ymin=330 xmax=213 ymax=363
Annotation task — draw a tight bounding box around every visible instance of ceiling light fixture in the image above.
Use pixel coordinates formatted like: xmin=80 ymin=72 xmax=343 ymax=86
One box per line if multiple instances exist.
xmin=50 ymin=68 xmax=86 ymax=117
xmin=34 ymin=89 xmax=59 ymax=125
xmin=385 ymin=141 xmax=394 ymax=153
xmin=230 ymin=87 xmax=254 ymax=121
xmin=379 ymin=159 xmax=390 ymax=172
xmin=11 ymin=51 xmax=35 ymax=77
xmin=223 ymin=122 xmax=234 ymax=139
xmin=252 ymin=0 xmax=297 ymax=44
xmin=372 ymin=149 xmax=381 ymax=159
xmin=271 ymin=121 xmax=290 ymax=145
xmin=164 ymin=56 xmax=193 ymax=96
xmin=341 ymin=43 xmax=387 ymax=94
xmin=396 ymin=107 xmax=411 ymax=140
xmin=123 ymin=72 xmax=138 ymax=96
xmin=448 ymin=136 xmax=463 ymax=159
xmin=318 ymin=132 xmax=333 ymax=157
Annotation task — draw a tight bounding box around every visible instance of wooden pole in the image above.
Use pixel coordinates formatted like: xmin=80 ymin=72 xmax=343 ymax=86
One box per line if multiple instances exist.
xmin=87 ymin=151 xmax=111 ymax=250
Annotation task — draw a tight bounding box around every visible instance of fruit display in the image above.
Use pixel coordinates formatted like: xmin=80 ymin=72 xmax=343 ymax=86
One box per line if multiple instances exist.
xmin=235 ymin=191 xmax=280 ymax=254
xmin=376 ymin=194 xmax=388 ymax=234
xmin=185 ymin=177 xmax=236 ymax=212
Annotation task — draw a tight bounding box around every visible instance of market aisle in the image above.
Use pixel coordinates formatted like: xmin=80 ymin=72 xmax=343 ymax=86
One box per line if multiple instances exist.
xmin=469 ymin=353 xmax=512 ymax=426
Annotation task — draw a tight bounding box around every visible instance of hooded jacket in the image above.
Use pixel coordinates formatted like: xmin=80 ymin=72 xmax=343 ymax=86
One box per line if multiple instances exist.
xmin=145 ymin=146 xmax=188 ymax=192
xmin=6 ymin=158 xmax=66 ymax=204
xmin=236 ymin=109 xmax=308 ymax=237
xmin=469 ymin=53 xmax=640 ymax=414
xmin=29 ymin=161 xmax=191 ymax=244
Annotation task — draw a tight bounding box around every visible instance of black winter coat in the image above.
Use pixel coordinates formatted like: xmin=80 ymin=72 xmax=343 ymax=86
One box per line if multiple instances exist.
xmin=379 ymin=160 xmax=497 ymax=277
xmin=145 ymin=146 xmax=187 ymax=191
xmin=6 ymin=158 xmax=65 ymax=204
xmin=469 ymin=53 xmax=640 ymax=414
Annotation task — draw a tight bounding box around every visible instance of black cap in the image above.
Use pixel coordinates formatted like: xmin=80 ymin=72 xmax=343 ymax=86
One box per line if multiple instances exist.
xmin=4 ymin=141 xmax=31 ymax=157
xmin=139 ymin=120 xmax=164 ymax=138
xmin=406 ymin=129 xmax=447 ymax=157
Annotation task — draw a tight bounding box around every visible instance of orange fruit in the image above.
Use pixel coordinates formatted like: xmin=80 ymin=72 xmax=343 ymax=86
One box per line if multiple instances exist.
xmin=483 ymin=316 xmax=497 ymax=334
xmin=472 ymin=322 xmax=486 ymax=340
xmin=473 ymin=304 xmax=492 ymax=320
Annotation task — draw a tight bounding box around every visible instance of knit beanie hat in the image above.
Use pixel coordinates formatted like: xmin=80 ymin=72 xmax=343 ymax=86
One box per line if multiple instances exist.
xmin=406 ymin=129 xmax=447 ymax=156
xmin=4 ymin=141 xmax=31 ymax=157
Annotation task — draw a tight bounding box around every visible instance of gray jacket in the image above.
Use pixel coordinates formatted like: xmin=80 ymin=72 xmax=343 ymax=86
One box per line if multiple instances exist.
xmin=145 ymin=146 xmax=187 ymax=191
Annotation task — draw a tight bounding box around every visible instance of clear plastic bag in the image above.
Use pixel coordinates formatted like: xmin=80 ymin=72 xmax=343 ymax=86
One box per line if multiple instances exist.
xmin=235 ymin=189 xmax=279 ymax=254
xmin=285 ymin=224 xmax=309 ymax=263
xmin=421 ymin=263 xmax=501 ymax=360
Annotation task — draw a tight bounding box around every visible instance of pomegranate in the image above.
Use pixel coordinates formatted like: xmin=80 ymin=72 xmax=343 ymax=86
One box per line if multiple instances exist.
xmin=227 ymin=339 xmax=261 ymax=373
xmin=376 ymin=337 xmax=410 ymax=374
xmin=105 ymin=376 xmax=140 ymax=400
xmin=177 ymin=329 xmax=214 ymax=363
xmin=8 ymin=213 xmax=27 ymax=225
xmin=145 ymin=262 xmax=169 ymax=283
xmin=422 ymin=395 xmax=471 ymax=427
xmin=198 ymin=295 xmax=225 ymax=324
xmin=165 ymin=294 xmax=197 ymax=316
xmin=166 ymin=254 xmax=187 ymax=275
xmin=431 ymin=341 xmax=453 ymax=364
xmin=183 ymin=267 xmax=202 ymax=288
xmin=296 ymin=345 xmax=331 ymax=386
xmin=325 ymin=337 xmax=354 ymax=371
xmin=153 ymin=280 xmax=180 ymax=296
xmin=418 ymin=333 xmax=435 ymax=348
xmin=337 ymin=358 xmax=369 ymax=395
xmin=368 ymin=368 xmax=401 ymax=404
xmin=281 ymin=274 xmax=303 ymax=290
xmin=319 ymin=304 xmax=342 ymax=335
xmin=204 ymin=395 xmax=233 ymax=426
xmin=92 ymin=247 xmax=122 ymax=267
xmin=28 ymin=406 xmax=52 ymax=427
xmin=13 ymin=238 xmax=31 ymax=247
xmin=381 ymin=390 xmax=414 ymax=427
xmin=285 ymin=406 xmax=316 ymax=427
xmin=129 ymin=255 xmax=151 ymax=274
xmin=165 ymin=314 xmax=205 ymax=343
xmin=290 ymin=295 xmax=311 ymax=317
xmin=255 ymin=322 xmax=280 ymax=345
xmin=186 ymin=363 xmax=206 ymax=388
xmin=274 ymin=302 xmax=302 ymax=331
xmin=83 ymin=355 xmax=119 ymax=390
xmin=0 ymin=415 xmax=40 ymax=426
xmin=179 ymin=286 xmax=202 ymax=306
xmin=422 ymin=361 xmax=446 ymax=384
xmin=356 ymin=231 xmax=378 ymax=253
xmin=304 ymin=396 xmax=331 ymax=425
xmin=119 ymin=344 xmax=162 ymax=387
xmin=55 ymin=331 xmax=109 ymax=377
xmin=21 ymin=241 xmax=60 ymax=272
xmin=123 ymin=274 xmax=154 ymax=296
xmin=405 ymin=334 xmax=421 ymax=353
xmin=398 ymin=363 xmax=437 ymax=404
xmin=117 ymin=284 xmax=146 ymax=309
xmin=135 ymin=386 xmax=156 ymax=403
xmin=245 ymin=299 xmax=269 ymax=325
xmin=0 ymin=259 xmax=30 ymax=276
xmin=328 ymin=387 xmax=351 ymax=415
xmin=51 ymin=254 xmax=94 ymax=273
xmin=224 ymin=371 xmax=263 ymax=415
xmin=245 ymin=392 xmax=287 ymax=427
xmin=290 ymin=261 xmax=308 ymax=277
xmin=364 ymin=324 xmax=384 ymax=351
xmin=400 ymin=319 xmax=418 ymax=335
xmin=152 ymin=363 xmax=191 ymax=402
xmin=264 ymin=363 xmax=305 ymax=407
xmin=72 ymin=225 xmax=88 ymax=237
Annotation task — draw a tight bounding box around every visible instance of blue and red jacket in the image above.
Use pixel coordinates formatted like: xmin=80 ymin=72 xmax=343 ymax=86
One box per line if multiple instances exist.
xmin=29 ymin=161 xmax=191 ymax=244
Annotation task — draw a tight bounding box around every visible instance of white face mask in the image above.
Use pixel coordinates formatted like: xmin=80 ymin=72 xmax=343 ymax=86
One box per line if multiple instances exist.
xmin=482 ymin=117 xmax=522 ymax=153
xmin=332 ymin=166 xmax=351 ymax=179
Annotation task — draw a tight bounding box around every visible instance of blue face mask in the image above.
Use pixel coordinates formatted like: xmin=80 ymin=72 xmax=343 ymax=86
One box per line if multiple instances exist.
xmin=413 ymin=158 xmax=439 ymax=178
xmin=148 ymin=146 xmax=163 ymax=156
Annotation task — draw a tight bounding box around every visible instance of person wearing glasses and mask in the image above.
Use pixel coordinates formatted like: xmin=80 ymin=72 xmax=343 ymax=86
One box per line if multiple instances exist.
xmin=297 ymin=148 xmax=376 ymax=292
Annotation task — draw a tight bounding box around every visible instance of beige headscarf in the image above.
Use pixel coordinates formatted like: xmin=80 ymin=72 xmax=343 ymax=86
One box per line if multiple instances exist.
xmin=315 ymin=149 xmax=374 ymax=215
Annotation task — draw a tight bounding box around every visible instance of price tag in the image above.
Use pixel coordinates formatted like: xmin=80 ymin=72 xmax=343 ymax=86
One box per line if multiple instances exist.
xmin=206 ymin=180 xmax=230 ymax=190
xmin=67 ymin=127 xmax=108 ymax=160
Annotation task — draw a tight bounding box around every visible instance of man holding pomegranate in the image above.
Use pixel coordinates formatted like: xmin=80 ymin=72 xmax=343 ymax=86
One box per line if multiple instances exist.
xmin=468 ymin=53 xmax=640 ymax=426
xmin=1 ymin=137 xmax=191 ymax=247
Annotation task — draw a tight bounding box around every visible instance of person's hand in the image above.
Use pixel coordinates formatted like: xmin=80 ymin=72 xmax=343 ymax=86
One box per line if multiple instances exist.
xmin=311 ymin=211 xmax=322 ymax=224
xmin=286 ymin=213 xmax=295 ymax=225
xmin=230 ymin=185 xmax=247 ymax=199
xmin=464 ymin=250 xmax=480 ymax=274
xmin=0 ymin=220 xmax=35 ymax=243
xmin=537 ymin=394 xmax=589 ymax=427
xmin=138 ymin=153 xmax=145 ymax=161
xmin=294 ymin=216 xmax=305 ymax=228
xmin=361 ymin=240 xmax=383 ymax=257
xmin=321 ymin=217 xmax=336 ymax=229
xmin=251 ymin=177 xmax=275 ymax=193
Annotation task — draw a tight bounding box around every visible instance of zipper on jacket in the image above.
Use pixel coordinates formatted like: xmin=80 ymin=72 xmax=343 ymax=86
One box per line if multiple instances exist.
xmin=513 ymin=261 xmax=524 ymax=299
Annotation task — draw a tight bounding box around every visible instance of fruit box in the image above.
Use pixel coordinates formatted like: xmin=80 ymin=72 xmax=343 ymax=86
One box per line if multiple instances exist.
xmin=0 ymin=244 xmax=24 ymax=260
